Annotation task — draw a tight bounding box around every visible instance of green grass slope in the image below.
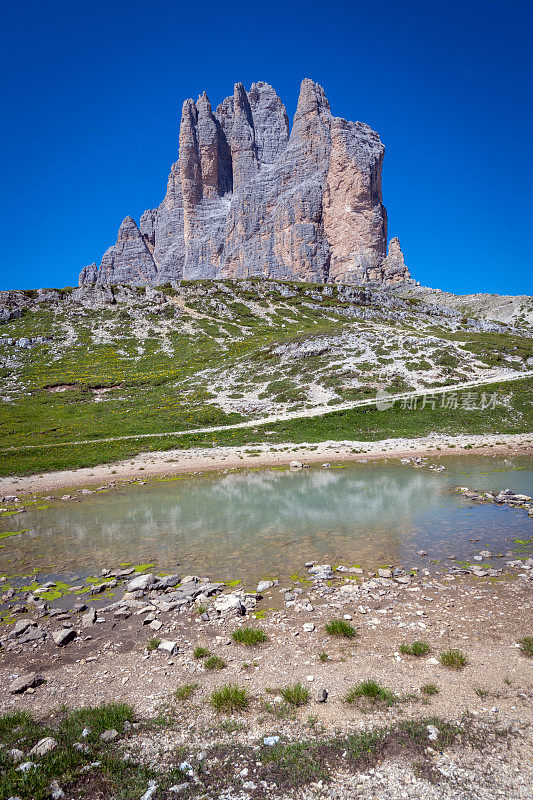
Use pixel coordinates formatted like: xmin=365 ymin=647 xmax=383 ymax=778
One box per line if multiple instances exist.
xmin=0 ymin=279 xmax=531 ymax=475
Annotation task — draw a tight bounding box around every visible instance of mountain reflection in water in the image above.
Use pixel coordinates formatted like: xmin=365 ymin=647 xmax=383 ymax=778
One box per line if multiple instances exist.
xmin=1 ymin=456 xmax=531 ymax=584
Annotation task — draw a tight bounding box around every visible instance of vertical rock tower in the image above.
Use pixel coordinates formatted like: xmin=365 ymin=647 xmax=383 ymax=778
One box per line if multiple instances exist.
xmin=80 ymin=79 xmax=411 ymax=287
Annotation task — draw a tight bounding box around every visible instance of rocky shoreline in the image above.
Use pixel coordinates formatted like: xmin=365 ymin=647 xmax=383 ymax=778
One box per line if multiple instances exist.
xmin=2 ymin=549 xmax=533 ymax=669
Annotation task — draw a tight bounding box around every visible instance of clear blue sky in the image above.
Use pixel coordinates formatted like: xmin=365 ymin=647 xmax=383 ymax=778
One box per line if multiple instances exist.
xmin=1 ymin=0 xmax=531 ymax=295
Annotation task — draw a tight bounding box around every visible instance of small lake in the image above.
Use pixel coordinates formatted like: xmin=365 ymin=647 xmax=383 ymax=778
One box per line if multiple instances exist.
xmin=1 ymin=456 xmax=532 ymax=586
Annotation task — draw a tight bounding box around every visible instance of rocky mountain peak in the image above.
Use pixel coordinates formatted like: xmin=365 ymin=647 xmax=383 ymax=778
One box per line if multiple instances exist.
xmin=293 ymin=78 xmax=331 ymax=123
xmin=80 ymin=79 xmax=412 ymax=288
xmin=117 ymin=216 xmax=141 ymax=241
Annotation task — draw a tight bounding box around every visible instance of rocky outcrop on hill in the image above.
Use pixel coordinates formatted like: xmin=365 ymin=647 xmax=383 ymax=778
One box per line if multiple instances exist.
xmin=80 ymin=79 xmax=411 ymax=288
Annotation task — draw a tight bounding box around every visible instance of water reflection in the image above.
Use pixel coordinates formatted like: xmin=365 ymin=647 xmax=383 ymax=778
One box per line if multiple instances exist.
xmin=1 ymin=456 xmax=531 ymax=584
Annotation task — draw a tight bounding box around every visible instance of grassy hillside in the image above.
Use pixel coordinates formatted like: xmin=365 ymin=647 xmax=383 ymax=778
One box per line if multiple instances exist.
xmin=0 ymin=279 xmax=532 ymax=475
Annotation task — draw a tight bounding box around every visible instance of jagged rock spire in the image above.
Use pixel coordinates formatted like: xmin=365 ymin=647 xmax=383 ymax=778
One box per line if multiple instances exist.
xmin=230 ymin=82 xmax=258 ymax=189
xmin=93 ymin=216 xmax=157 ymax=286
xmin=382 ymin=237 xmax=411 ymax=284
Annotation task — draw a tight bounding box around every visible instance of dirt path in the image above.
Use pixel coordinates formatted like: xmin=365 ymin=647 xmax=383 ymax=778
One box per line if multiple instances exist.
xmin=2 ymin=370 xmax=532 ymax=454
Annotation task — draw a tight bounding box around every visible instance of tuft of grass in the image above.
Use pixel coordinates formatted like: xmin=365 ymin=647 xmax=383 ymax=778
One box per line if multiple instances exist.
xmin=59 ymin=702 xmax=134 ymax=742
xmin=147 ymin=637 xmax=161 ymax=652
xmin=324 ymin=619 xmax=356 ymax=639
xmin=193 ymin=646 xmax=211 ymax=659
xmin=345 ymin=680 xmax=398 ymax=707
xmin=232 ymin=627 xmax=268 ymax=646
xmin=173 ymin=683 xmax=198 ymax=701
xmin=421 ymin=683 xmax=439 ymax=696
xmin=196 ymin=604 xmax=207 ymax=615
xmin=518 ymin=636 xmax=533 ymax=658
xmin=204 ymin=655 xmax=227 ymax=670
xmin=399 ymin=640 xmax=431 ymax=657
xmin=210 ymin=683 xmax=250 ymax=713
xmin=439 ymin=649 xmax=468 ymax=670
xmin=318 ymin=651 xmax=329 ymax=662
xmin=280 ymin=683 xmax=310 ymax=707
xmin=474 ymin=688 xmax=489 ymax=698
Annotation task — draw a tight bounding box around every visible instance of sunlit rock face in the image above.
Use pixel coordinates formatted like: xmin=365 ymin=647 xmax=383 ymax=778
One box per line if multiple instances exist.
xmin=80 ymin=79 xmax=411 ymax=288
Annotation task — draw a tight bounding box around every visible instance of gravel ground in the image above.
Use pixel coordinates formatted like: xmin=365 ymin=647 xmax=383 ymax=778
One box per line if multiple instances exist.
xmin=1 ymin=562 xmax=532 ymax=799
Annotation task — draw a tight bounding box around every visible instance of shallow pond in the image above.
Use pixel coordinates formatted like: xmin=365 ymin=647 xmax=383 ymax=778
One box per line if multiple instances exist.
xmin=1 ymin=455 xmax=532 ymax=586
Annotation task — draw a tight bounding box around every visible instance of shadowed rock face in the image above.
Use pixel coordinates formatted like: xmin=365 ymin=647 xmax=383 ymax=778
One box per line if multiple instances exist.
xmin=80 ymin=79 xmax=411 ymax=287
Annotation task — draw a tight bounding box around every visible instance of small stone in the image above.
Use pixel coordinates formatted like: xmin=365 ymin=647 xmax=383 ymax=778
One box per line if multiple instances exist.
xmin=9 ymin=619 xmax=33 ymax=638
xmin=50 ymin=779 xmax=65 ymax=799
xmin=126 ymin=573 xmax=155 ymax=592
xmin=308 ymin=564 xmax=333 ymax=579
xmin=263 ymin=735 xmax=280 ymax=746
xmin=52 ymin=628 xmax=77 ymax=647
xmin=256 ymin=580 xmax=274 ymax=593
xmin=16 ymin=761 xmax=37 ymax=773
xmin=427 ymin=724 xmax=439 ymax=741
xmin=140 ymin=781 xmax=158 ymax=800
xmin=289 ymin=460 xmax=303 ymax=469
xmin=100 ymin=729 xmax=119 ymax=742
xmin=149 ymin=619 xmax=163 ymax=631
xmin=9 ymin=672 xmax=45 ymax=694
xmin=213 ymin=594 xmax=244 ymax=615
xmin=158 ymin=640 xmax=179 ymax=655
xmin=303 ymin=622 xmax=315 ymax=632
xmin=30 ymin=737 xmax=57 ymax=757
xmin=317 ymin=688 xmax=328 ymax=703
xmin=82 ymin=609 xmax=97 ymax=627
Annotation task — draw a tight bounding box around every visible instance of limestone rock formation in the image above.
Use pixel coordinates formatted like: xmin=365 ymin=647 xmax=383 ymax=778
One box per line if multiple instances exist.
xmin=382 ymin=236 xmax=409 ymax=284
xmin=94 ymin=216 xmax=158 ymax=286
xmin=80 ymin=79 xmax=411 ymax=287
